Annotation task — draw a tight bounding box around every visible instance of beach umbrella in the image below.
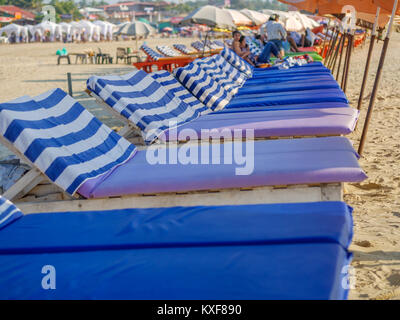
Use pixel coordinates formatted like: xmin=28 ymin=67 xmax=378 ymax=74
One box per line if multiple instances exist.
xmin=285 ymin=13 xmax=304 ymax=32
xmin=222 ymin=8 xmax=253 ymax=26
xmin=115 ymin=21 xmax=156 ymax=36
xmin=180 ymin=5 xmax=236 ymax=30
xmin=240 ymin=9 xmax=268 ymax=26
xmin=115 ymin=21 xmax=156 ymax=49
xmin=0 ymin=24 xmax=22 ymax=42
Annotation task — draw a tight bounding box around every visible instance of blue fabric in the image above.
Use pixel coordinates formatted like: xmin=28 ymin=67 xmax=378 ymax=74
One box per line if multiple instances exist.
xmin=87 ymin=70 xmax=208 ymax=144
xmin=140 ymin=44 xmax=164 ymax=60
xmin=220 ymin=47 xmax=253 ymax=78
xmin=0 ymin=196 xmax=23 ymax=230
xmin=173 ymin=62 xmax=231 ymax=111
xmin=0 ymin=202 xmax=353 ymax=299
xmin=213 ymin=102 xmax=350 ymax=114
xmin=257 ymin=41 xmax=280 ymax=64
xmin=0 ymin=89 xmax=136 ymax=195
xmin=236 ymin=79 xmax=340 ymax=96
xmin=226 ymin=88 xmax=349 ymax=109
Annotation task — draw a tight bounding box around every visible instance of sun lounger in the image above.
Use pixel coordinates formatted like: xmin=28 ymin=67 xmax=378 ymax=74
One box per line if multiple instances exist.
xmin=156 ymin=45 xmax=181 ymax=57
xmin=160 ymin=107 xmax=359 ymax=142
xmin=86 ymin=68 xmax=358 ymax=144
xmin=86 ymin=70 xmax=210 ymax=144
xmin=0 ymin=198 xmax=353 ymax=299
xmin=140 ymin=44 xmax=165 ymax=61
xmin=0 ymin=89 xmax=366 ymax=213
xmin=173 ymin=44 xmax=196 ymax=55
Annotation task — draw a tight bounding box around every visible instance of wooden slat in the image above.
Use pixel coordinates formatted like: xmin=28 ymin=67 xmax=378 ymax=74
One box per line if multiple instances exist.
xmin=17 ymin=183 xmax=343 ymax=214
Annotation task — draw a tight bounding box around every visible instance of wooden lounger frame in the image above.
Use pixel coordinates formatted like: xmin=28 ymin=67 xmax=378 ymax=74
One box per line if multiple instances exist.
xmin=0 ymin=128 xmax=344 ymax=213
xmin=17 ymin=183 xmax=343 ymax=215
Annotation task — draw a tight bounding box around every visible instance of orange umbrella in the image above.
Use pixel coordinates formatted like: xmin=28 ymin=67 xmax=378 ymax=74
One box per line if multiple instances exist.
xmin=373 ymin=0 xmax=400 ymax=15
xmin=280 ymin=0 xmax=388 ymax=15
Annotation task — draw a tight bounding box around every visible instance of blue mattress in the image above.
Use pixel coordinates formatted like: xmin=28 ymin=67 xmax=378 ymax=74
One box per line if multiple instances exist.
xmin=236 ymin=79 xmax=340 ymax=96
xmin=244 ymin=74 xmax=335 ymax=86
xmin=251 ymin=67 xmax=331 ymax=79
xmin=213 ymin=102 xmax=350 ymax=114
xmin=227 ymin=89 xmax=349 ymax=109
xmin=0 ymin=202 xmax=353 ymax=299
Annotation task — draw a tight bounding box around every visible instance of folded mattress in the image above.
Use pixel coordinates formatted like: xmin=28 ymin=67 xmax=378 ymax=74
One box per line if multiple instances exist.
xmin=0 ymin=202 xmax=353 ymax=299
xmin=160 ymin=108 xmax=359 ymax=141
xmin=227 ymin=88 xmax=349 ymax=109
xmin=78 ymin=137 xmax=366 ymax=199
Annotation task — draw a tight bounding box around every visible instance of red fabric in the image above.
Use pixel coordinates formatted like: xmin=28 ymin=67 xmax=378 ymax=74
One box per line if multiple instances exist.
xmin=312 ymin=26 xmax=324 ymax=35
xmin=0 ymin=5 xmax=35 ymax=20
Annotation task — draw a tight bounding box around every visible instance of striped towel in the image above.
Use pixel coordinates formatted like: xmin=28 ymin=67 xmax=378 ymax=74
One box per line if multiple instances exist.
xmin=220 ymin=46 xmax=253 ymax=78
xmin=0 ymin=196 xmax=23 ymax=230
xmin=0 ymin=89 xmax=136 ymax=195
xmin=173 ymin=44 xmax=193 ymax=55
xmin=192 ymin=56 xmax=246 ymax=97
xmin=191 ymin=41 xmax=207 ymax=51
xmin=87 ymin=70 xmax=206 ymax=144
xmin=246 ymin=37 xmax=262 ymax=56
xmin=150 ymin=70 xmax=210 ymax=115
xmin=173 ymin=61 xmax=232 ymax=112
xmin=140 ymin=44 xmax=164 ymax=61
xmin=156 ymin=45 xmax=180 ymax=57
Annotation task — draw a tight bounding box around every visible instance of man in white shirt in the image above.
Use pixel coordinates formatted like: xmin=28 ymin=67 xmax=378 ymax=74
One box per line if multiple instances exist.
xmin=261 ymin=14 xmax=287 ymax=57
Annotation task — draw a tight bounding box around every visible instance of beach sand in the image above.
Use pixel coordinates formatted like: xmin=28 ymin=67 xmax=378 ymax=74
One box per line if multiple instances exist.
xmin=0 ymin=33 xmax=399 ymax=299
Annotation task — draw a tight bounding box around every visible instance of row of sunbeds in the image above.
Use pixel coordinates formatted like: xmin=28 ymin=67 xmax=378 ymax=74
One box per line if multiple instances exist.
xmin=0 ymin=46 xmax=365 ymax=299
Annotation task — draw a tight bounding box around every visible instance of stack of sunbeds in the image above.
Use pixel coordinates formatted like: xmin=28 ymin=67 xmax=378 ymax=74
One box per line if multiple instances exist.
xmin=0 ymin=45 xmax=365 ymax=299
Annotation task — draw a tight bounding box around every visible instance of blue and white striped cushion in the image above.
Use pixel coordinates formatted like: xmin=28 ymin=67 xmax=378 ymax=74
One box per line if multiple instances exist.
xmin=0 ymin=89 xmax=136 ymax=195
xmin=0 ymin=196 xmax=23 ymax=230
xmin=173 ymin=44 xmax=192 ymax=54
xmin=191 ymin=41 xmax=206 ymax=51
xmin=156 ymin=45 xmax=180 ymax=57
xmin=87 ymin=70 xmax=205 ymax=144
xmin=140 ymin=44 xmax=164 ymax=61
xmin=220 ymin=47 xmax=253 ymax=78
xmin=150 ymin=70 xmax=210 ymax=115
xmin=173 ymin=62 xmax=231 ymax=112
xmin=206 ymin=55 xmax=247 ymax=93
xmin=246 ymin=37 xmax=262 ymax=56
xmin=192 ymin=56 xmax=244 ymax=98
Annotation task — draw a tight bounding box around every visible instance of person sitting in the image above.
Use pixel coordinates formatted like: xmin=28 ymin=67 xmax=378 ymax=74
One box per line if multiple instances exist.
xmin=262 ymin=14 xmax=287 ymax=57
xmin=239 ymin=35 xmax=255 ymax=66
xmin=256 ymin=41 xmax=281 ymax=65
xmin=231 ymin=30 xmax=242 ymax=52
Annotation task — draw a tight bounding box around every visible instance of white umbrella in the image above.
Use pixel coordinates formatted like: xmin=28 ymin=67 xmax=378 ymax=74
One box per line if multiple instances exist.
xmin=180 ymin=5 xmax=236 ymax=30
xmin=240 ymin=9 xmax=268 ymax=26
xmin=285 ymin=14 xmax=304 ymax=32
xmin=0 ymin=23 xmax=23 ymax=42
xmin=222 ymin=8 xmax=253 ymax=26
xmin=34 ymin=21 xmax=62 ymax=41
xmin=115 ymin=21 xmax=157 ymax=49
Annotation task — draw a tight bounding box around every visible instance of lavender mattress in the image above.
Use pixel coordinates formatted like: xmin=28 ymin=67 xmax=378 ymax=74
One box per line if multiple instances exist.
xmin=160 ymin=108 xmax=359 ymax=141
xmin=78 ymin=137 xmax=367 ymax=199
